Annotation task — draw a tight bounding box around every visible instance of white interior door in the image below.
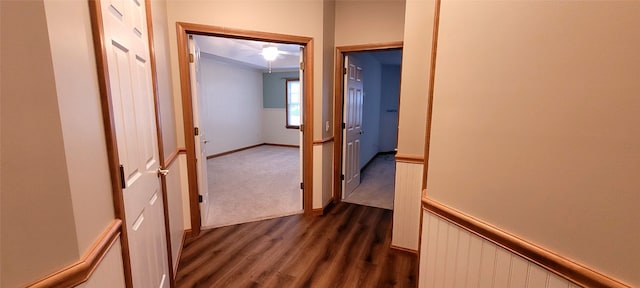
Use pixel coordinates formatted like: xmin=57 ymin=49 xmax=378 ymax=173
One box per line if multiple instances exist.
xmin=342 ymin=55 xmax=363 ymax=199
xmin=189 ymin=36 xmax=211 ymax=223
xmin=99 ymin=0 xmax=169 ymax=287
xmin=298 ymin=46 xmax=304 ymax=209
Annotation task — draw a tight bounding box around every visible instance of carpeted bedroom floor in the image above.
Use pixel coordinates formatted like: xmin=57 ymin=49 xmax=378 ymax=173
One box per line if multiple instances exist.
xmin=204 ymin=145 xmax=302 ymax=228
xmin=203 ymin=146 xmax=395 ymax=228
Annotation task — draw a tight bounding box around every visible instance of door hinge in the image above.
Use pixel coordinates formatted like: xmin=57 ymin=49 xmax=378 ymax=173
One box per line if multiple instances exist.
xmin=194 ymin=127 xmax=199 ymax=136
xmin=300 ymin=182 xmax=304 ymax=190
xmin=342 ymin=122 xmax=346 ymax=129
xmin=343 ymin=67 xmax=347 ymax=75
xmin=189 ymin=53 xmax=194 ymax=63
xmin=300 ymin=62 xmax=304 ymax=70
xmin=119 ymin=165 xmax=126 ymax=189
xmin=341 ymin=174 xmax=345 ymax=180
xmin=299 ymin=124 xmax=304 ymax=132
xmin=198 ymin=195 xmax=203 ymax=203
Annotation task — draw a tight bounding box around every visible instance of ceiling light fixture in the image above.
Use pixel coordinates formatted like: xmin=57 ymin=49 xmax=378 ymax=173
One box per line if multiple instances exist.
xmin=262 ymin=46 xmax=279 ymax=61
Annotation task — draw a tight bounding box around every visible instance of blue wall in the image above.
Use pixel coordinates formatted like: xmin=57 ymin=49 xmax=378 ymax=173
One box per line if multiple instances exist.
xmin=379 ymin=65 xmax=401 ymax=152
xmin=262 ymin=71 xmax=299 ymax=108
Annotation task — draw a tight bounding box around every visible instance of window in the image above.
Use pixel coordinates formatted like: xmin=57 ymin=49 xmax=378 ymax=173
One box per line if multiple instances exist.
xmin=286 ymin=78 xmax=301 ymax=129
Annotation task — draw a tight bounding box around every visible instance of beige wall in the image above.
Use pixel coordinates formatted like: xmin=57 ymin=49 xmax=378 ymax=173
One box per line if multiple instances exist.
xmin=334 ymin=0 xmax=405 ymax=47
xmin=44 ymin=0 xmax=115 ymax=256
xmin=426 ymin=1 xmax=640 ymax=286
xmin=1 ymin=1 xmax=79 ymax=286
xmin=390 ymin=0 xmax=435 ymax=251
xmin=1 ymin=0 xmax=119 ymax=286
xmin=323 ymin=0 xmax=336 ymax=140
xmin=151 ymin=0 xmax=179 ymax=160
xmin=396 ymin=0 xmax=434 ymax=156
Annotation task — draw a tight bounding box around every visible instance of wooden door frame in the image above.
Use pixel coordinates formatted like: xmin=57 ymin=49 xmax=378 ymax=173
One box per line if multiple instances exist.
xmin=89 ymin=0 xmax=175 ymax=286
xmin=176 ymin=22 xmax=314 ymax=236
xmin=332 ymin=42 xmax=403 ymax=203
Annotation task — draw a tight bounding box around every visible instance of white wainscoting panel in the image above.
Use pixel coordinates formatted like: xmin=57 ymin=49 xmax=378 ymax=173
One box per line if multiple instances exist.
xmin=78 ymin=239 xmax=126 ymax=288
xmin=419 ymin=210 xmax=581 ymax=288
xmin=321 ymin=142 xmax=334 ymax=207
xmin=391 ymin=162 xmax=423 ymax=250
xmin=165 ymin=155 xmax=186 ymax=271
xmin=313 ymin=145 xmax=323 ymax=209
xmin=178 ymin=155 xmax=190 ymax=229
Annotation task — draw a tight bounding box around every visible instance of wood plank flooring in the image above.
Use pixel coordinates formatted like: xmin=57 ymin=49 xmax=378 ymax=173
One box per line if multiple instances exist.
xmin=175 ymin=202 xmax=417 ymax=287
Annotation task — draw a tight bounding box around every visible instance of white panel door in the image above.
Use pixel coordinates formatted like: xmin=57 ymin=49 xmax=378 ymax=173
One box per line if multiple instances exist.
xmin=99 ymin=0 xmax=169 ymax=287
xmin=298 ymin=46 xmax=304 ymax=207
xmin=189 ymin=36 xmax=210 ymax=222
xmin=342 ymin=55 xmax=363 ymax=198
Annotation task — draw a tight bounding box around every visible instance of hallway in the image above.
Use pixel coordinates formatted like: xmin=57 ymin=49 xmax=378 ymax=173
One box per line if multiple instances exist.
xmin=175 ymin=202 xmax=417 ymax=287
xmin=344 ymin=153 xmax=395 ymax=210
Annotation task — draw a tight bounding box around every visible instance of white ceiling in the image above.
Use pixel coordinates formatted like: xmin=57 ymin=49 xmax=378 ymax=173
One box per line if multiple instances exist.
xmin=193 ymin=35 xmax=301 ymax=71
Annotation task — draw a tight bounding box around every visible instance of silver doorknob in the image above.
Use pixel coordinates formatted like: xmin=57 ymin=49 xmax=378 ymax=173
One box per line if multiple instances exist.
xmin=157 ymin=168 xmax=169 ymax=176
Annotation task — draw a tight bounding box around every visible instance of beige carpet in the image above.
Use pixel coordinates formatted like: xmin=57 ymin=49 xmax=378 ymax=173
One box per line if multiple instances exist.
xmin=204 ymin=145 xmax=302 ymax=228
xmin=343 ymin=153 xmax=395 ymax=210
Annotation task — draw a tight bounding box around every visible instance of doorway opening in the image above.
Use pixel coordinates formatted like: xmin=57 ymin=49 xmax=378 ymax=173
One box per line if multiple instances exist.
xmin=177 ymin=23 xmax=314 ymax=236
xmin=190 ymin=35 xmax=303 ymax=228
xmin=334 ymin=43 xmax=403 ymax=210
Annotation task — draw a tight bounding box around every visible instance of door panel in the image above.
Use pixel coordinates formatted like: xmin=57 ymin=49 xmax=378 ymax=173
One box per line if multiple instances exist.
xmin=189 ymin=36 xmax=211 ymax=223
xmin=99 ymin=0 xmax=169 ymax=286
xmin=343 ymin=55 xmax=363 ymax=198
xmin=298 ymin=46 xmax=304 ymax=207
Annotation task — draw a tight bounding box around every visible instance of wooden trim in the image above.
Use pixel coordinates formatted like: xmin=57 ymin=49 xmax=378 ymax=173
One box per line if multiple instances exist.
xmin=27 ymin=220 xmax=122 ymax=288
xmin=264 ymin=143 xmax=299 ymax=148
xmin=312 ymin=136 xmax=334 ymax=145
xmin=390 ymin=245 xmax=418 ymax=255
xmin=310 ymin=200 xmax=335 ymax=216
xmin=302 ymin=41 xmax=314 ymax=216
xmin=176 ymin=23 xmax=201 ymax=235
xmin=165 ymin=148 xmax=185 ymax=168
xmin=177 ymin=22 xmax=314 ymax=44
xmin=205 ymin=143 xmax=263 ymax=159
xmin=175 ymin=22 xmax=314 ymax=232
xmin=394 ymin=153 xmax=424 ymax=164
xmin=422 ymin=195 xmax=632 ymax=288
xmin=335 ymin=41 xmax=404 ymax=53
xmin=144 ymin=1 xmax=176 ymax=286
xmin=333 ymin=42 xmax=404 ymax=203
xmin=422 ymin=0 xmax=442 ymax=191
xmin=87 ymin=1 xmax=133 ymax=286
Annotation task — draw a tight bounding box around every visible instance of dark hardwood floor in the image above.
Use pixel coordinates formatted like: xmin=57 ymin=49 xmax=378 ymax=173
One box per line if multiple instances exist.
xmin=175 ymin=202 xmax=417 ymax=287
